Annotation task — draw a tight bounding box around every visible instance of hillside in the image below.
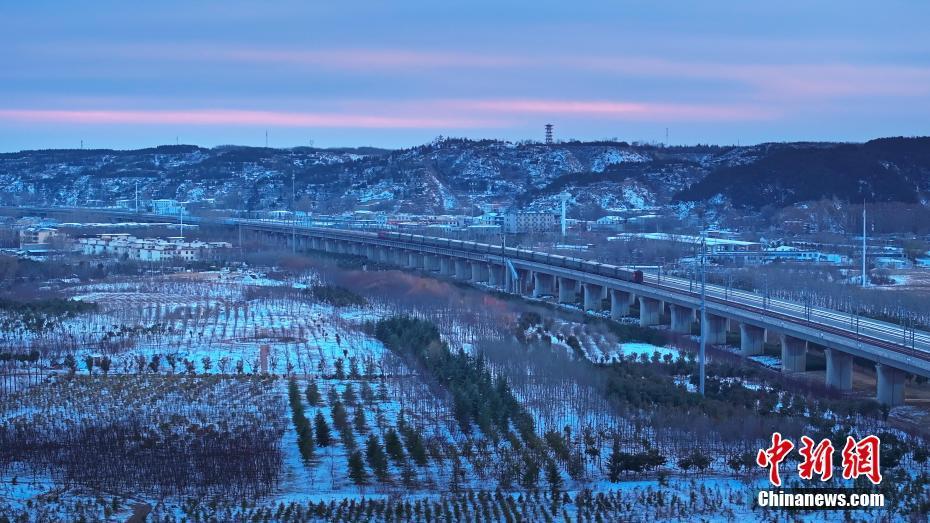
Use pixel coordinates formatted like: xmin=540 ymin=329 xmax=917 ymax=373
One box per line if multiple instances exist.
xmin=675 ymin=137 xmax=930 ymax=208
xmin=1 ymin=137 xmax=928 ymax=215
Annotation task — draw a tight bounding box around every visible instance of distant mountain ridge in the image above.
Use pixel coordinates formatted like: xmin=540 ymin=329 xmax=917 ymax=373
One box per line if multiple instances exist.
xmin=675 ymin=137 xmax=930 ymax=208
xmin=1 ymin=137 xmax=927 ymax=215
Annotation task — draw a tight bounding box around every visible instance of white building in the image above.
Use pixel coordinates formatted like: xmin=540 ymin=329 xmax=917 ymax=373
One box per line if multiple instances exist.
xmin=875 ymin=257 xmax=910 ymax=269
xmin=590 ymin=215 xmax=625 ymax=231
xmin=76 ymin=234 xmax=230 ymax=262
xmin=763 ymin=246 xmax=850 ymax=265
xmin=19 ymin=226 xmax=58 ymax=246
xmin=503 ymin=212 xmax=558 ymax=234
xmin=151 ymin=199 xmax=185 ymax=215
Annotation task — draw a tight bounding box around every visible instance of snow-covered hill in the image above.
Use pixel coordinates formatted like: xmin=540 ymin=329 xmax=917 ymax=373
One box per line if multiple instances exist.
xmin=2 ymin=137 xmax=926 ymax=215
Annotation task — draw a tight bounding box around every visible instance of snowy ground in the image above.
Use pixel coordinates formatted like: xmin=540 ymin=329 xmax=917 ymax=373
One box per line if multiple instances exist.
xmin=0 ymin=266 xmax=919 ymax=521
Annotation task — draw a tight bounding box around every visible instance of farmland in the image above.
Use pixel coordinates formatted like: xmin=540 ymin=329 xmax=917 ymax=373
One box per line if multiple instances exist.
xmin=0 ymin=249 xmax=928 ymax=521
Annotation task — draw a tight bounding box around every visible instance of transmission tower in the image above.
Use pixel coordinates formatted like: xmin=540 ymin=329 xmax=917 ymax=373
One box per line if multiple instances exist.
xmin=545 ymin=124 xmax=554 ymax=145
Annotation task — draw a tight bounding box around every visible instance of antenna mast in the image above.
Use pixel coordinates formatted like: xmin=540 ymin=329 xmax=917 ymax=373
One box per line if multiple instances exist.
xmin=545 ymin=124 xmax=554 ymax=145
xmin=862 ymin=202 xmax=868 ymax=287
xmin=699 ymin=230 xmax=707 ymax=396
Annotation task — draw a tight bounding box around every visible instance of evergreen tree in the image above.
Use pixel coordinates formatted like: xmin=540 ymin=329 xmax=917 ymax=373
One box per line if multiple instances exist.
xmin=314 ymin=411 xmax=332 ymax=447
xmin=521 ymin=454 xmax=539 ymax=489
xmin=342 ymin=384 xmax=358 ymax=406
xmin=348 ymin=451 xmax=368 ymax=485
xmin=305 ymin=381 xmax=322 ymax=406
xmin=297 ymin=424 xmax=315 ymax=461
xmin=384 ymin=428 xmax=406 ymax=464
xmin=360 ymin=381 xmax=375 ymax=403
xmin=353 ymin=407 xmax=368 ymax=433
xmin=607 ymin=439 xmax=623 ymax=482
xmin=365 ymin=435 xmax=389 ymax=481
xmin=402 ymin=426 xmax=428 ymax=466
xmin=546 ymin=460 xmax=563 ymax=496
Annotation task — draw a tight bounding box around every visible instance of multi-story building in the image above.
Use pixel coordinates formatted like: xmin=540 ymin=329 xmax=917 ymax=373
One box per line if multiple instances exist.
xmin=75 ymin=234 xmax=230 ymax=262
xmin=503 ymin=211 xmax=558 ymax=234
xmin=151 ymin=199 xmax=185 ymax=215
xmin=19 ymin=227 xmax=58 ymax=246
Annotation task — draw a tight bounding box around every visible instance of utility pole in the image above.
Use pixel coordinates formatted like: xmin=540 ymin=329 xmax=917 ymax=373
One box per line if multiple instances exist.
xmin=861 ymin=202 xmax=868 ymax=287
xmin=291 ymin=173 xmax=296 ymax=254
xmin=699 ymin=230 xmax=707 ymax=396
xmin=134 ymin=181 xmax=139 ymax=213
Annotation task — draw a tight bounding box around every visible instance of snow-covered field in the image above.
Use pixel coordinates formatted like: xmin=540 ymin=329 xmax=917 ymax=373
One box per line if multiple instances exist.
xmin=0 ymin=265 xmax=924 ymax=522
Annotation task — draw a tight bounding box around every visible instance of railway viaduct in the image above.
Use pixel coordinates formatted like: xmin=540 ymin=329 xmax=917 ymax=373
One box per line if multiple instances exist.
xmin=243 ymin=221 xmax=930 ymax=407
xmin=6 ymin=207 xmax=930 ymax=407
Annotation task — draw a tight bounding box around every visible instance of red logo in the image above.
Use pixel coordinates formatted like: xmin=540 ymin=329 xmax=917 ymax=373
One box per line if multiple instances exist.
xmin=797 ymin=436 xmax=834 ymax=481
xmin=841 ymin=435 xmax=882 ymax=485
xmin=757 ymin=434 xmax=881 ymax=486
xmin=756 ymin=432 xmax=794 ymax=487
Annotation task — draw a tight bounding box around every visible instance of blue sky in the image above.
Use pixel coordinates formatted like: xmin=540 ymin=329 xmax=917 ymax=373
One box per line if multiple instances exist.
xmin=2 ymin=1 xmax=929 ymax=151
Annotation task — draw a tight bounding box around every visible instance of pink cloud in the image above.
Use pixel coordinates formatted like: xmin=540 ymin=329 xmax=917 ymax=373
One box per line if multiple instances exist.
xmin=573 ymin=56 xmax=930 ymax=99
xmin=435 ymin=99 xmax=778 ymax=121
xmin=35 ymin=43 xmax=930 ymax=101
xmin=0 ymin=97 xmax=779 ymax=130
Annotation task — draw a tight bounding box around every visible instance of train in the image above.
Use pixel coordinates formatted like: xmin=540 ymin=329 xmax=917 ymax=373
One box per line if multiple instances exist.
xmin=372 ymin=231 xmax=645 ymax=284
xmin=238 ymin=219 xmax=645 ymax=284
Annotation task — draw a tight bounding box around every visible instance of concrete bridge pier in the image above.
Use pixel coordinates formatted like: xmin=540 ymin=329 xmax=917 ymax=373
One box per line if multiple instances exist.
xmin=739 ymin=323 xmax=765 ymax=356
xmin=669 ymin=305 xmax=694 ymax=334
xmin=365 ymin=245 xmax=377 ymax=260
xmin=454 ymin=259 xmax=471 ymax=280
xmin=780 ymin=335 xmax=807 ymax=373
xmin=638 ymin=297 xmax=661 ymax=327
xmin=825 ymin=349 xmax=853 ymax=391
xmin=518 ymin=269 xmax=534 ymax=296
xmin=407 ymin=252 xmax=424 ymax=269
xmin=488 ymin=264 xmax=504 ymax=287
xmin=471 ymin=262 xmax=489 ymax=283
xmin=423 ymin=254 xmax=440 ymax=272
xmin=610 ymin=289 xmax=632 ymax=319
xmin=702 ymin=314 xmax=727 ymax=345
xmin=557 ymin=277 xmax=578 ymax=304
xmin=533 ymin=272 xmax=555 ymax=297
xmin=583 ymin=283 xmax=604 ymax=311
xmin=875 ymin=364 xmax=906 ymax=407
xmin=378 ymin=247 xmax=392 ymax=264
xmin=439 ymin=256 xmax=454 ymax=276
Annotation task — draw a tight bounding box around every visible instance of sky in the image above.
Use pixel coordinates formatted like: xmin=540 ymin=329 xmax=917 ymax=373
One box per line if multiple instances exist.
xmin=2 ymin=1 xmax=929 ymax=151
